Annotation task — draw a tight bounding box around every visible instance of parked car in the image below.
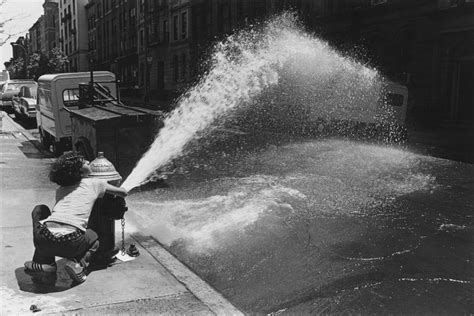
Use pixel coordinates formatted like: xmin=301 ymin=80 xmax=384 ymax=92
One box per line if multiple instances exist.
xmin=0 ymin=70 xmax=9 ymax=84
xmin=12 ymin=83 xmax=38 ymax=120
xmin=0 ymin=79 xmax=36 ymax=113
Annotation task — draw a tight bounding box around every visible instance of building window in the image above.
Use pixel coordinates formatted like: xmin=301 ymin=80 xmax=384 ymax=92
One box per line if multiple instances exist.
xmin=163 ymin=20 xmax=169 ymax=42
xmin=181 ymin=11 xmax=187 ymax=39
xmin=173 ymin=15 xmax=178 ymax=41
xmin=153 ymin=20 xmax=158 ymax=35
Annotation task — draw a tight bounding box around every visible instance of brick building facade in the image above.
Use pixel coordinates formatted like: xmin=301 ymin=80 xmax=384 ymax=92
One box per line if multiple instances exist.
xmin=59 ymin=0 xmax=89 ymax=71
xmin=86 ymin=0 xmax=139 ymax=89
xmin=43 ymin=0 xmax=60 ymax=53
xmin=302 ymin=0 xmax=474 ymax=126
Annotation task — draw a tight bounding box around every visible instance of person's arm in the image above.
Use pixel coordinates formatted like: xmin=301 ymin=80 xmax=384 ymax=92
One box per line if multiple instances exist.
xmin=104 ymin=183 xmax=128 ymax=198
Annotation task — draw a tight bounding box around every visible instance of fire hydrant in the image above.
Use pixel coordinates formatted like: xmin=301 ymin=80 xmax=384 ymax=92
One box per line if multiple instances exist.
xmin=87 ymin=152 xmax=127 ymax=265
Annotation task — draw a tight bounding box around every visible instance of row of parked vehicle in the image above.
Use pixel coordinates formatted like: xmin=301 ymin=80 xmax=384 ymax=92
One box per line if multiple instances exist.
xmin=0 ymin=76 xmax=38 ymax=121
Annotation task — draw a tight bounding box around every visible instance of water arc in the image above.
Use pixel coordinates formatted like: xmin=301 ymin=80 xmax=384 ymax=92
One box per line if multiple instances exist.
xmin=122 ymin=13 xmax=381 ymax=191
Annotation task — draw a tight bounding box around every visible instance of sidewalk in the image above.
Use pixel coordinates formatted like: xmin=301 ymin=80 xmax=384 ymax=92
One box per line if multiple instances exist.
xmin=0 ymin=112 xmax=242 ymax=315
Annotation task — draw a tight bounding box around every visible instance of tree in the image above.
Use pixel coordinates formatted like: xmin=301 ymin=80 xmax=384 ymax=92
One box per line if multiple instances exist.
xmin=6 ymin=57 xmax=24 ymax=79
xmin=48 ymin=47 xmax=68 ymax=73
xmin=27 ymin=52 xmax=49 ymax=80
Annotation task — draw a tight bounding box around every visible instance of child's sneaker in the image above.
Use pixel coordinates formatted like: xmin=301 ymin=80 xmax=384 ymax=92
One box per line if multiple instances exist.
xmin=24 ymin=261 xmax=57 ymax=273
xmin=64 ymin=260 xmax=87 ymax=283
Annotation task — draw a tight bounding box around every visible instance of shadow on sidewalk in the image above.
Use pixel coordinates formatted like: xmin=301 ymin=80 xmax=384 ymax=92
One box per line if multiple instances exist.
xmin=15 ymin=258 xmax=77 ymax=294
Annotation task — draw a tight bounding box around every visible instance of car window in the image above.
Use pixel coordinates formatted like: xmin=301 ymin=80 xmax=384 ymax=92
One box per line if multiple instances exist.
xmin=63 ymin=88 xmax=80 ymax=106
xmin=21 ymin=85 xmax=37 ymax=99
xmin=30 ymin=86 xmax=38 ymax=98
xmin=6 ymin=83 xmax=23 ymax=91
xmin=6 ymin=82 xmax=35 ymax=92
xmin=385 ymin=93 xmax=404 ymax=107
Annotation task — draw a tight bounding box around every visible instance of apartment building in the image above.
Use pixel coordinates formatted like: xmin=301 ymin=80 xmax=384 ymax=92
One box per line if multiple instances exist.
xmin=59 ymin=0 xmax=89 ymax=71
xmin=86 ymin=0 xmax=139 ymax=88
xmin=28 ymin=0 xmax=59 ymax=56
xmin=28 ymin=16 xmax=44 ymax=55
xmin=43 ymin=0 xmax=60 ymax=53
xmin=302 ymin=0 xmax=474 ymax=126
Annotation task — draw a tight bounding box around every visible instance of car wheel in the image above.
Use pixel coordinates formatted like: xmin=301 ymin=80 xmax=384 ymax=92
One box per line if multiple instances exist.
xmin=51 ymin=141 xmax=63 ymax=157
xmin=39 ymin=128 xmax=50 ymax=149
xmin=75 ymin=138 xmax=94 ymax=161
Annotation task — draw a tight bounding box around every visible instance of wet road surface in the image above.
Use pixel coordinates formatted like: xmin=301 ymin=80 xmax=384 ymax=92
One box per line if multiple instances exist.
xmin=126 ymin=130 xmax=473 ymax=314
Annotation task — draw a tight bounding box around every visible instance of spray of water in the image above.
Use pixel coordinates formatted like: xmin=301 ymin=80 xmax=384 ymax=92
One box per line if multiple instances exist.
xmin=122 ymin=13 xmax=381 ymax=191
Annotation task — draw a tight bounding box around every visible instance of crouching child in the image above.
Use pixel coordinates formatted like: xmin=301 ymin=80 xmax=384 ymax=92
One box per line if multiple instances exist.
xmin=24 ymin=152 xmax=127 ymax=283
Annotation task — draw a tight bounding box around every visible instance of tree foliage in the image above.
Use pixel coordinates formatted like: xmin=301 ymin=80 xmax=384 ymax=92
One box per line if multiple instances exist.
xmin=27 ymin=52 xmax=48 ymax=79
xmin=6 ymin=57 xmax=24 ymax=79
xmin=48 ymin=47 xmax=68 ymax=73
xmin=7 ymin=48 xmax=68 ymax=79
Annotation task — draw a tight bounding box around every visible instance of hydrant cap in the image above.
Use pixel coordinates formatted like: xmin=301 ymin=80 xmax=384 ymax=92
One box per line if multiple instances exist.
xmin=88 ymin=152 xmax=122 ymax=181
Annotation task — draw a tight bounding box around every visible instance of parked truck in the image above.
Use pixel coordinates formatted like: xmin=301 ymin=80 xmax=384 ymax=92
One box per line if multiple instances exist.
xmin=36 ymin=71 xmax=163 ymax=177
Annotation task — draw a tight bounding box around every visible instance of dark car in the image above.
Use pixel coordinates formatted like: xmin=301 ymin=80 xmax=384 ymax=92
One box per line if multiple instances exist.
xmin=0 ymin=80 xmax=36 ymax=113
xmin=12 ymin=84 xmax=38 ymax=120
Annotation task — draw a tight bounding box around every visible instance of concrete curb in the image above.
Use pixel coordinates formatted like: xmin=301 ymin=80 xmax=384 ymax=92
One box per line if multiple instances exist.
xmin=133 ymin=235 xmax=243 ymax=315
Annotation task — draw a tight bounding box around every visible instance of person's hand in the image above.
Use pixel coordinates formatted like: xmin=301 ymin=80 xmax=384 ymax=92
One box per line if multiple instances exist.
xmin=120 ymin=187 xmax=128 ymax=197
xmin=105 ymin=183 xmax=128 ymax=198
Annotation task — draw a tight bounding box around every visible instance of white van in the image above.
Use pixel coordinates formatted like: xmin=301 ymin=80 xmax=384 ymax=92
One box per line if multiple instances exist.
xmin=314 ymin=80 xmax=409 ymax=142
xmin=36 ymin=71 xmax=117 ymax=154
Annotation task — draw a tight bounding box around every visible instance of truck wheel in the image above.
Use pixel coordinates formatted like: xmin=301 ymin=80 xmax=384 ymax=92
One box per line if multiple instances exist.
xmin=75 ymin=139 xmax=94 ymax=161
xmin=39 ymin=128 xmax=50 ymax=149
xmin=13 ymin=110 xmax=21 ymax=120
xmin=51 ymin=141 xmax=62 ymax=157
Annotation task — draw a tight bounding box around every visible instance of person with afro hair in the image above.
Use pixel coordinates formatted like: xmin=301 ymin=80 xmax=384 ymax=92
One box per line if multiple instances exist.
xmin=24 ymin=151 xmax=127 ymax=283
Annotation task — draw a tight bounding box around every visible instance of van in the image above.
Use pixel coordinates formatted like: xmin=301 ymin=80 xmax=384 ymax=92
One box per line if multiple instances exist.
xmin=36 ymin=71 xmax=117 ymax=155
xmin=315 ymin=81 xmax=409 ymax=142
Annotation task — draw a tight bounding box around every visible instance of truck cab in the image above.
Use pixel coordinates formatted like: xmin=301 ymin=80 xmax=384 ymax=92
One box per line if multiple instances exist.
xmin=36 ymin=71 xmax=117 ymax=154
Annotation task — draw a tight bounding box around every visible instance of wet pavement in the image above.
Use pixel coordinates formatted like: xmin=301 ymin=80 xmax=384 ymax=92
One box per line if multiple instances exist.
xmin=126 ymin=129 xmax=474 ymax=314
xmin=1 ymin=111 xmax=473 ymax=314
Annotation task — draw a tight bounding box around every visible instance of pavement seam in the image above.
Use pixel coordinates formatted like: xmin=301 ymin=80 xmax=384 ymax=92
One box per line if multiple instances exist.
xmin=57 ymin=293 xmax=192 ymax=313
xmin=131 ymin=234 xmax=243 ymax=316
